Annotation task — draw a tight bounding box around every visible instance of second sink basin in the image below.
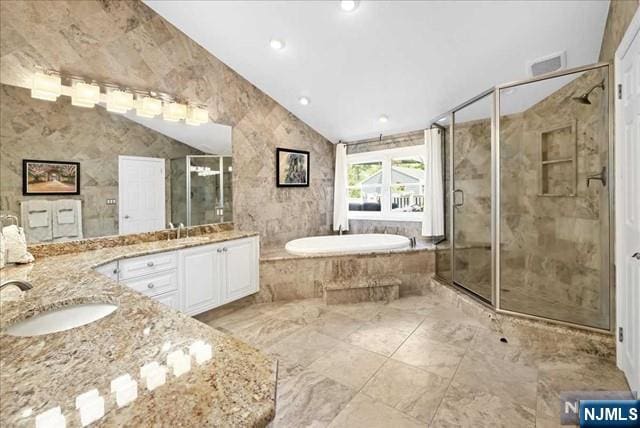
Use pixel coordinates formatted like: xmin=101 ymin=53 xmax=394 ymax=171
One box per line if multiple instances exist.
xmin=5 ymin=303 xmax=118 ymax=337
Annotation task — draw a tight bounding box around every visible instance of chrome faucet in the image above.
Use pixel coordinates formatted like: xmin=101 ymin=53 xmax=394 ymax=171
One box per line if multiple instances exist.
xmin=338 ymin=225 xmax=343 ymax=236
xmin=0 ymin=280 xmax=33 ymax=291
xmin=167 ymin=222 xmax=175 ymax=241
xmin=177 ymin=223 xmax=187 ymax=239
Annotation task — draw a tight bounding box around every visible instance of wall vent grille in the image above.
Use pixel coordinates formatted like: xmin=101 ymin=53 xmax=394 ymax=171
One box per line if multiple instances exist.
xmin=528 ymin=51 xmax=566 ymax=77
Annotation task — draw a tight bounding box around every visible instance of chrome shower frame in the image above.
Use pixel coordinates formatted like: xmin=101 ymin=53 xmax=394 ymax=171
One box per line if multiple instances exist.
xmin=433 ymin=62 xmax=614 ymax=334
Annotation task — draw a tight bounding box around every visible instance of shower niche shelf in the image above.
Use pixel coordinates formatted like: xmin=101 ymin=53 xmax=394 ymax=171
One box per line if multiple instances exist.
xmin=538 ymin=121 xmax=577 ymax=197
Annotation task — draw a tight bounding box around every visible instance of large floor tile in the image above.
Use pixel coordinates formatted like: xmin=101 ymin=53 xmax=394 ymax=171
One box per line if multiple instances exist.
xmin=328 ymin=393 xmax=424 ymax=428
xmin=413 ymin=317 xmax=478 ymax=349
xmin=267 ymin=327 xmax=342 ymax=368
xmin=274 ymin=369 xmax=356 ymax=428
xmin=391 ymin=332 xmax=467 ymax=378
xmin=306 ymin=311 xmax=365 ymax=340
xmin=345 ymin=321 xmax=411 ymax=357
xmin=308 ymin=342 xmax=387 ymax=389
xmin=361 ymin=359 xmax=450 ymax=423
xmin=452 ymin=349 xmax=538 ymax=408
xmin=326 ymin=301 xmax=385 ymax=321
xmin=368 ymin=306 xmax=425 ymax=334
xmin=431 ymin=381 xmax=536 ymax=428
xmin=221 ymin=314 xmax=305 ymax=348
xmin=386 ymin=294 xmax=442 ymax=315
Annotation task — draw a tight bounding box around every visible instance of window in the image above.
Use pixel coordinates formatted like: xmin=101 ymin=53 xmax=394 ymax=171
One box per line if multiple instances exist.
xmin=347 ymin=146 xmax=425 ymax=221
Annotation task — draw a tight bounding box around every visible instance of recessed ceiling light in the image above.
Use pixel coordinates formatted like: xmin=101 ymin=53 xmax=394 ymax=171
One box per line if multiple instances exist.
xmin=299 ymin=96 xmax=310 ymax=106
xmin=270 ymin=39 xmax=285 ymax=50
xmin=340 ymin=0 xmax=359 ymax=12
xmin=378 ymin=115 xmax=389 ymax=123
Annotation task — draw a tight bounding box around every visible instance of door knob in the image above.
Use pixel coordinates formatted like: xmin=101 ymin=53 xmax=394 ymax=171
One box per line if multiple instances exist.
xmin=217 ymin=248 xmax=223 ymax=253
xmin=147 ymin=261 xmax=155 ymax=267
xmin=632 ymin=252 xmax=640 ymax=260
xmin=124 ymin=215 xmax=130 ymax=219
xmin=147 ymin=283 xmax=154 ymax=289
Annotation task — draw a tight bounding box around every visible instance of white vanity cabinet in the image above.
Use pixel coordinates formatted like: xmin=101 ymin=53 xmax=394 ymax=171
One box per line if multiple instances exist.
xmin=179 ymin=237 xmax=259 ymax=315
xmin=92 ymin=236 xmax=259 ymax=315
xmin=94 ymin=261 xmax=119 ymax=281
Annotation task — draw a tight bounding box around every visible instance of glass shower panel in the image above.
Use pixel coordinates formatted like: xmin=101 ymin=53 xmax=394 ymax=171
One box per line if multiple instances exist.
xmin=498 ymin=67 xmax=610 ymax=329
xmin=189 ymin=156 xmax=222 ymax=226
xmin=452 ymin=94 xmax=493 ymax=301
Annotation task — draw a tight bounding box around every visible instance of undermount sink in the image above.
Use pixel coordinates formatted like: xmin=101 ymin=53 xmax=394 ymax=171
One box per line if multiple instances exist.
xmin=5 ymin=303 xmax=118 ymax=337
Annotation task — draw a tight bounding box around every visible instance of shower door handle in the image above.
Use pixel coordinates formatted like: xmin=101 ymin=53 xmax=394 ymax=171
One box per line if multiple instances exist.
xmin=453 ymin=189 xmax=464 ymax=208
xmin=586 ymin=167 xmax=606 ymax=187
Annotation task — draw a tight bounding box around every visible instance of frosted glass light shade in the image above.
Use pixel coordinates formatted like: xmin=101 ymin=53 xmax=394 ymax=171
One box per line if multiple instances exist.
xmin=185 ymin=106 xmax=209 ymax=126
xmin=71 ymin=82 xmax=100 ymax=108
xmin=136 ymin=96 xmax=162 ymax=118
xmin=31 ymin=72 xmax=61 ymax=101
xmin=106 ymin=90 xmax=133 ymax=114
xmin=163 ymin=102 xmax=187 ymax=122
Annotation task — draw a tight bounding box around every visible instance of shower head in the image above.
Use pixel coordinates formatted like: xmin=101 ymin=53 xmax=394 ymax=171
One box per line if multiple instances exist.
xmin=572 ymin=80 xmax=605 ymax=105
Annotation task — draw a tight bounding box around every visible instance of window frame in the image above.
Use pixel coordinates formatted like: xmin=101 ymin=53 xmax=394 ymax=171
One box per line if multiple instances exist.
xmin=347 ymin=145 xmax=425 ymax=222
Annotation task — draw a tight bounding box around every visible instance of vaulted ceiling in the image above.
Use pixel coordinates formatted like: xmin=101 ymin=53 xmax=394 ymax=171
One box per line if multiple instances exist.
xmin=146 ymin=0 xmax=609 ymax=142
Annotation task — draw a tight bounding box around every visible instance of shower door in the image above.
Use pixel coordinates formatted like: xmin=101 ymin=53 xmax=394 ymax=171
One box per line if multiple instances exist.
xmin=497 ymin=65 xmax=611 ymax=329
xmin=451 ymin=93 xmax=493 ymax=302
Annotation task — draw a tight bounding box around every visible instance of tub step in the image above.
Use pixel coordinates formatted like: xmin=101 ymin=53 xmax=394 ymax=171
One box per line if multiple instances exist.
xmin=323 ymin=277 xmax=401 ymax=305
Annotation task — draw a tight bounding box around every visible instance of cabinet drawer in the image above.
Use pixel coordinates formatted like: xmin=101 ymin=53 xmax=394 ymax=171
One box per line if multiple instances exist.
xmin=154 ymin=291 xmax=180 ymax=311
xmin=118 ymin=252 xmax=177 ymax=280
xmin=121 ymin=270 xmax=177 ymax=298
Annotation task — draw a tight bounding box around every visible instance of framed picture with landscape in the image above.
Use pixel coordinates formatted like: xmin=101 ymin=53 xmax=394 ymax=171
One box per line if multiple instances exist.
xmin=23 ymin=159 xmax=80 ymax=195
xmin=276 ymin=148 xmax=310 ymax=187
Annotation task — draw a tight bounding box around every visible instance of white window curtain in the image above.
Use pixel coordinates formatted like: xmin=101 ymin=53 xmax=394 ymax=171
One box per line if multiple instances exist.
xmin=333 ymin=143 xmax=349 ymax=231
xmin=422 ymin=128 xmax=444 ymax=236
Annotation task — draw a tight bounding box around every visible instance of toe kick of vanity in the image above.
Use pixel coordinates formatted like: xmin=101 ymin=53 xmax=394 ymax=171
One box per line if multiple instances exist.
xmin=94 ymin=236 xmax=259 ymax=316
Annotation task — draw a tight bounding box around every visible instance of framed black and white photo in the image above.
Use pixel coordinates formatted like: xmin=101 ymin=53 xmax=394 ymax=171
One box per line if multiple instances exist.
xmin=276 ymin=148 xmax=309 ymax=187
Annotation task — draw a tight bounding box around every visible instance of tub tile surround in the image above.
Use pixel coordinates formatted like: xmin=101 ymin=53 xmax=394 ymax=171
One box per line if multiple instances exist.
xmin=257 ymin=244 xmax=436 ymax=303
xmin=203 ymin=277 xmax=627 ymax=428
xmin=0 ymin=230 xmax=275 ymax=427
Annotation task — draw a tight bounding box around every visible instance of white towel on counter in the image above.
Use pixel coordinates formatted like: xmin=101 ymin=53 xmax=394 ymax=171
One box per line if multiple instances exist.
xmin=20 ymin=200 xmax=53 ymax=243
xmin=1 ymin=225 xmax=34 ymax=264
xmin=53 ymin=199 xmax=83 ymax=240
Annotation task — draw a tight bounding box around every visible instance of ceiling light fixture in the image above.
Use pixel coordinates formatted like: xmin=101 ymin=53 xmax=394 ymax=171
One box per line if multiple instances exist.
xmin=186 ymin=105 xmax=209 ymax=126
xmin=269 ymin=39 xmax=285 ymax=50
xmin=340 ymin=0 xmax=359 ymax=12
xmin=71 ymin=81 xmax=100 ymax=108
xmin=136 ymin=95 xmax=163 ymax=118
xmin=378 ymin=115 xmax=389 ymax=123
xmin=31 ymin=71 xmax=62 ymax=101
xmin=163 ymin=101 xmax=187 ymax=122
xmin=106 ymin=89 xmax=133 ymax=114
xmin=299 ymin=96 xmax=310 ymax=106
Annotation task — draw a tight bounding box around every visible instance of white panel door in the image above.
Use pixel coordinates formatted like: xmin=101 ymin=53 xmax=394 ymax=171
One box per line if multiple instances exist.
xmin=615 ymin=9 xmax=640 ymax=393
xmin=118 ymin=156 xmax=165 ymax=235
xmin=180 ymin=244 xmax=223 ymax=315
xmin=222 ymin=237 xmax=259 ymax=304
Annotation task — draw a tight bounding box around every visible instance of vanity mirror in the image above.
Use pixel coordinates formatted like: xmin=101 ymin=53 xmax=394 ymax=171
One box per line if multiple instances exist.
xmin=0 ymin=83 xmax=233 ymax=244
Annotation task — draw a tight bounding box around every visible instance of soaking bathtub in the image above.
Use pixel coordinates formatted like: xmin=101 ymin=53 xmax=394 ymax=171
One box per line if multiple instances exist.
xmin=284 ymin=233 xmax=411 ymax=256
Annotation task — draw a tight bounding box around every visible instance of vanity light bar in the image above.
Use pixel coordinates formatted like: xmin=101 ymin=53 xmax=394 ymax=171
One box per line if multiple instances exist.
xmin=29 ymin=70 xmax=209 ymax=126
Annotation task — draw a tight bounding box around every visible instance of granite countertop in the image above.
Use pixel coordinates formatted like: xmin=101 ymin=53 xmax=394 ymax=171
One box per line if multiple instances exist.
xmin=0 ymin=230 xmax=276 ymax=427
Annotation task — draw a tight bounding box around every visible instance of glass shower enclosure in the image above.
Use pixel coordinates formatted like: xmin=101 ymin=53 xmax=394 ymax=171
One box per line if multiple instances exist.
xmin=170 ymin=155 xmax=233 ymax=227
xmin=435 ymin=62 xmax=612 ymax=331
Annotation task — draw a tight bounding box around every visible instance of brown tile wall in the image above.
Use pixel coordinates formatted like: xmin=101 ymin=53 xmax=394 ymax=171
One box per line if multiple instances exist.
xmin=0 ymin=0 xmax=335 ymax=247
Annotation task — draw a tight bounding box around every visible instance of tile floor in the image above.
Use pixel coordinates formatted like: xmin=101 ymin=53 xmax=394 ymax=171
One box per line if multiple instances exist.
xmin=198 ymin=291 xmax=629 ymax=428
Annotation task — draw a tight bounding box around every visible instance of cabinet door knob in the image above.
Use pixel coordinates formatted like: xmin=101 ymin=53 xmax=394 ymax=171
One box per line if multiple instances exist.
xmin=217 ymin=248 xmax=223 ymax=253
xmin=223 ymin=247 xmax=228 ymax=252
xmin=147 ymin=261 xmax=155 ymax=267
xmin=112 ymin=268 xmax=118 ymax=274
xmin=147 ymin=283 xmax=154 ymax=289
xmin=633 ymin=252 xmax=640 ymax=260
